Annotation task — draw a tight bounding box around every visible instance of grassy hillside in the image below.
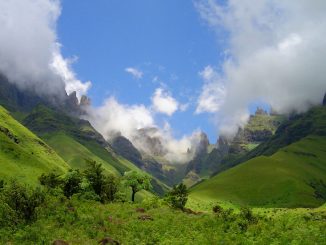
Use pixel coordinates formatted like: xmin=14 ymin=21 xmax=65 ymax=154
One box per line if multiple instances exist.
xmin=22 ymin=105 xmax=168 ymax=195
xmin=43 ymin=133 xmax=120 ymax=175
xmin=190 ymin=135 xmax=326 ymax=208
xmin=0 ymin=106 xmax=69 ymax=185
xmin=241 ymin=106 xmax=326 ymax=162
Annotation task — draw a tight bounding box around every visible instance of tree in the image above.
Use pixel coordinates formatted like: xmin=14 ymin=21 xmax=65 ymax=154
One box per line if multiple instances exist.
xmin=84 ymin=161 xmax=119 ymax=202
xmin=123 ymin=171 xmax=152 ymax=202
xmin=84 ymin=161 xmax=105 ymax=196
xmin=166 ymin=183 xmax=188 ymax=210
xmin=62 ymin=169 xmax=83 ymax=198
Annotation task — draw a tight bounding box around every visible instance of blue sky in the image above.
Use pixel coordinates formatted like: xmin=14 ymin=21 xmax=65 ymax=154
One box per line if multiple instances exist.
xmin=57 ymin=0 xmax=226 ymax=143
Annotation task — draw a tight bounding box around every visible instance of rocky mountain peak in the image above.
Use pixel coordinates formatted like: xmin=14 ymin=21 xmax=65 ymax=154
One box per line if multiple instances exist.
xmin=133 ymin=127 xmax=167 ymax=156
xmin=80 ymin=95 xmax=91 ymax=107
xmin=255 ymin=107 xmax=268 ymax=115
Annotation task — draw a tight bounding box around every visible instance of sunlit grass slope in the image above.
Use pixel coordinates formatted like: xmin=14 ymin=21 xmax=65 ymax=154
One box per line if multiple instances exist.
xmin=190 ymin=135 xmax=326 ymax=208
xmin=0 ymin=106 xmax=69 ymax=185
xmin=43 ymin=133 xmax=120 ymax=175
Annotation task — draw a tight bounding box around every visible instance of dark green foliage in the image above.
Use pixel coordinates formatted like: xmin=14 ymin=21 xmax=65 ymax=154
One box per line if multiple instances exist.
xmin=39 ymin=171 xmax=62 ymax=189
xmin=166 ymin=183 xmax=188 ymax=210
xmin=310 ymin=179 xmax=326 ymax=200
xmin=62 ymin=170 xmax=83 ymax=198
xmin=84 ymin=161 xmax=119 ymax=203
xmin=212 ymin=204 xmax=223 ymax=214
xmin=0 ymin=180 xmax=45 ymax=223
xmin=123 ymin=171 xmax=152 ymax=202
xmin=0 ymin=179 xmax=4 ymax=189
xmin=239 ymin=207 xmax=257 ymax=224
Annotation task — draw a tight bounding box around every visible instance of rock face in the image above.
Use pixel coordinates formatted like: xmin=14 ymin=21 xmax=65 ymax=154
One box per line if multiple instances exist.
xmin=186 ymin=132 xmax=210 ymax=174
xmin=0 ymin=73 xmax=88 ymax=115
xmin=0 ymin=74 xmax=48 ymax=112
xmin=133 ymin=128 xmax=167 ymax=156
xmin=110 ymin=135 xmax=143 ymax=167
xmin=80 ymin=95 xmax=91 ymax=107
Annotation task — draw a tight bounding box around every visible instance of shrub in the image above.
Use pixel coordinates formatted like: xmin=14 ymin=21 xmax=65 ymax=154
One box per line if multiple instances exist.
xmin=62 ymin=169 xmax=83 ymax=198
xmin=0 ymin=180 xmax=45 ymax=223
xmin=239 ymin=207 xmax=257 ymax=224
xmin=84 ymin=161 xmax=119 ymax=203
xmin=142 ymin=196 xmax=163 ymax=210
xmin=212 ymin=204 xmax=223 ymax=214
xmin=166 ymin=183 xmax=188 ymax=210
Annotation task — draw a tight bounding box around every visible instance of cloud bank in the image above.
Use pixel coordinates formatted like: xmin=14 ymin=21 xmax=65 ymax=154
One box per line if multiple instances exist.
xmin=86 ymin=88 xmax=198 ymax=163
xmin=195 ymin=0 xmax=326 ymax=136
xmin=0 ymin=0 xmax=91 ymax=99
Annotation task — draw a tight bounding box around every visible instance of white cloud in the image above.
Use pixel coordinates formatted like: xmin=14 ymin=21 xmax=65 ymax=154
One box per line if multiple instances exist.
xmin=87 ymin=97 xmax=154 ymax=140
xmin=51 ymin=46 xmax=91 ymax=100
xmin=125 ymin=67 xmax=143 ymax=79
xmin=0 ymin=0 xmax=90 ymax=98
xmin=86 ymin=96 xmax=199 ymax=163
xmin=195 ymin=0 xmax=326 ymax=136
xmin=196 ymin=66 xmax=226 ymax=114
xmin=151 ymin=88 xmax=179 ymax=116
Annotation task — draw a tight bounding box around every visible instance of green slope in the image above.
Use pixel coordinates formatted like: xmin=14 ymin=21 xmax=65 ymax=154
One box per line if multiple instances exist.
xmin=22 ymin=105 xmax=168 ymax=195
xmin=0 ymin=106 xmax=69 ymax=185
xmin=43 ymin=132 xmax=120 ymax=175
xmin=190 ymin=135 xmax=326 ymax=208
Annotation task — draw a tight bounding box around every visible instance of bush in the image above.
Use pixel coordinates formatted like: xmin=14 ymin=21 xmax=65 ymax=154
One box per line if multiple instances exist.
xmin=166 ymin=183 xmax=188 ymax=210
xmin=0 ymin=180 xmax=45 ymax=223
xmin=62 ymin=169 xmax=83 ymax=198
xmin=239 ymin=207 xmax=257 ymax=224
xmin=212 ymin=204 xmax=223 ymax=214
xmin=84 ymin=161 xmax=119 ymax=203
xmin=142 ymin=196 xmax=163 ymax=210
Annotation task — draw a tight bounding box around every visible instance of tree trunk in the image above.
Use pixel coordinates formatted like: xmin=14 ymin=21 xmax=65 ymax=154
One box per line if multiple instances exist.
xmin=131 ymin=190 xmax=136 ymax=202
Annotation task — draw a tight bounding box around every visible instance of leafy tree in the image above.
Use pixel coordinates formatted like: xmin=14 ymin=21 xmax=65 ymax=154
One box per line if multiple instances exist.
xmin=62 ymin=169 xmax=83 ymax=198
xmin=166 ymin=183 xmax=188 ymax=210
xmin=84 ymin=161 xmax=119 ymax=202
xmin=123 ymin=171 xmax=152 ymax=202
xmin=84 ymin=161 xmax=104 ymax=196
xmin=0 ymin=180 xmax=45 ymax=222
xmin=39 ymin=171 xmax=62 ymax=188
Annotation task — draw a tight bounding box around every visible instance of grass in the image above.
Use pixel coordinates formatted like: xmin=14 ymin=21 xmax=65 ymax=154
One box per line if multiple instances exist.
xmin=190 ymin=135 xmax=326 ymax=208
xmin=1 ymin=195 xmax=326 ymax=244
xmin=43 ymin=132 xmax=120 ymax=175
xmin=0 ymin=106 xmax=69 ymax=185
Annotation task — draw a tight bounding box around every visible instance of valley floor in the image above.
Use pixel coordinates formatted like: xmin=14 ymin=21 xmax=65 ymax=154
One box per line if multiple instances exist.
xmin=1 ymin=197 xmax=325 ymax=245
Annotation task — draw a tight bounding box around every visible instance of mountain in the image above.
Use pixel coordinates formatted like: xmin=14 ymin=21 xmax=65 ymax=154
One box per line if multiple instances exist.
xmin=110 ymin=132 xmax=185 ymax=186
xmin=0 ymin=106 xmax=69 ymax=185
xmin=183 ymin=109 xmax=284 ymax=186
xmin=23 ymin=105 xmax=168 ymax=195
xmin=0 ymin=76 xmax=168 ymax=195
xmin=190 ymin=105 xmax=326 ymax=208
